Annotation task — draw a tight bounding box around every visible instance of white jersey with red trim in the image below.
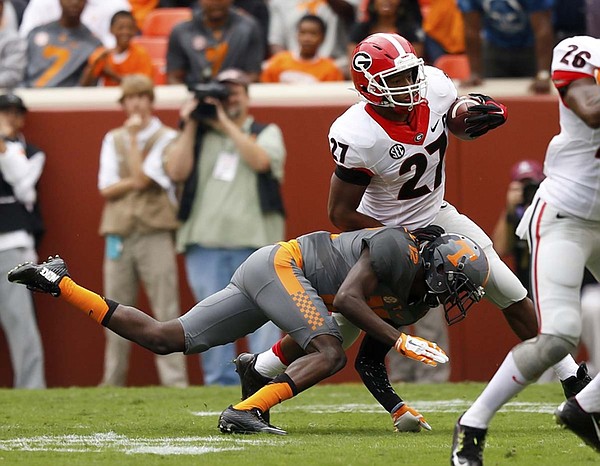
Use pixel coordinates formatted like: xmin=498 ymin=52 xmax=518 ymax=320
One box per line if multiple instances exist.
xmin=537 ymin=35 xmax=600 ymax=221
xmin=328 ymin=65 xmax=458 ymax=229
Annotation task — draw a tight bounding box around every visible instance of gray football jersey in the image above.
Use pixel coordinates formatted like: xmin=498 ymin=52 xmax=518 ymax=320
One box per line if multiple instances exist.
xmin=166 ymin=10 xmax=264 ymax=86
xmin=24 ymin=22 xmax=102 ymax=87
xmin=296 ymin=227 xmax=429 ymax=326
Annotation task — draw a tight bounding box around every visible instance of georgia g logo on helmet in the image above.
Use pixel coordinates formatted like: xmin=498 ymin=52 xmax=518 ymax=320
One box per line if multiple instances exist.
xmin=352 ymin=51 xmax=372 ymax=72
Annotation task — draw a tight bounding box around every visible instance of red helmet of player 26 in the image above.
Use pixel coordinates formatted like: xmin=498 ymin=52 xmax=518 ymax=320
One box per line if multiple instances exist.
xmin=350 ymin=33 xmax=427 ymax=111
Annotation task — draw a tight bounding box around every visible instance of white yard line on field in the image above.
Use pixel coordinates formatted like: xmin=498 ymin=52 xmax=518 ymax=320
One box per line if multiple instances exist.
xmin=192 ymin=399 xmax=558 ymax=417
xmin=0 ymin=432 xmax=282 ymax=456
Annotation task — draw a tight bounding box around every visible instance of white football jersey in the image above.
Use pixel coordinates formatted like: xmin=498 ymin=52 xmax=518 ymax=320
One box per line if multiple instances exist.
xmin=537 ymin=36 xmax=600 ymax=221
xmin=328 ymin=66 xmax=458 ymax=229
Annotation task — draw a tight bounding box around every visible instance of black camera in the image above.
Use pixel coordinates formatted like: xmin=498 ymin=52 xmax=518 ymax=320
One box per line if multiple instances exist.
xmin=522 ymin=181 xmax=541 ymax=207
xmin=188 ymin=81 xmax=231 ymax=120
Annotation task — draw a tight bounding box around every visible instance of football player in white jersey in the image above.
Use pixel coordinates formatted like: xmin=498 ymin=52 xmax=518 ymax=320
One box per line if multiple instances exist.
xmin=452 ymin=35 xmax=600 ymax=464
xmin=233 ymin=32 xmax=589 ymax=433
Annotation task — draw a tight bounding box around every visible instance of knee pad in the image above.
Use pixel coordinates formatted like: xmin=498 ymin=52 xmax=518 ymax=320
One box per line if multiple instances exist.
xmin=512 ymin=334 xmax=576 ymax=381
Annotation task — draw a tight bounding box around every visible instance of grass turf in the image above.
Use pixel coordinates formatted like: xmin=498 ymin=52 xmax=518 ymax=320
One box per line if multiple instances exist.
xmin=0 ymin=382 xmax=597 ymax=465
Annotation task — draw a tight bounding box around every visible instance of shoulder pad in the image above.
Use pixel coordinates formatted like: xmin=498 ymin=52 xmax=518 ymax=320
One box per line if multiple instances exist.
xmin=425 ymin=66 xmax=459 ymax=115
xmin=330 ymin=103 xmax=379 ymax=150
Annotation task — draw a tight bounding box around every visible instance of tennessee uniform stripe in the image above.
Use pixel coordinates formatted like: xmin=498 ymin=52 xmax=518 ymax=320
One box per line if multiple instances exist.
xmin=273 ymin=242 xmax=325 ymax=331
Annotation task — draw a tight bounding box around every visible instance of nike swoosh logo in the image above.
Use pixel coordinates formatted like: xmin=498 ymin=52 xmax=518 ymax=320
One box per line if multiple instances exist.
xmin=431 ymin=120 xmax=440 ymax=132
xmin=512 ymin=375 xmax=526 ymax=385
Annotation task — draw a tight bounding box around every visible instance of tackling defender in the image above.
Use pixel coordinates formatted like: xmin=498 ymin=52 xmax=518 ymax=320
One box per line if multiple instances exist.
xmin=8 ymin=228 xmax=488 ymax=435
xmin=235 ymin=33 xmax=589 ymax=432
xmin=451 ymin=35 xmax=600 ymax=465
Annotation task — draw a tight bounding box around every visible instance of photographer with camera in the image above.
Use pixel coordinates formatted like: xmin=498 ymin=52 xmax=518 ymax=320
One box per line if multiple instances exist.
xmin=492 ymin=159 xmax=544 ymax=294
xmin=164 ymin=68 xmax=285 ymax=386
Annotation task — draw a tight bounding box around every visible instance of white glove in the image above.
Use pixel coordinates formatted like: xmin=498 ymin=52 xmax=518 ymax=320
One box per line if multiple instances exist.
xmin=392 ymin=403 xmax=432 ymax=432
xmin=394 ymin=332 xmax=449 ymax=367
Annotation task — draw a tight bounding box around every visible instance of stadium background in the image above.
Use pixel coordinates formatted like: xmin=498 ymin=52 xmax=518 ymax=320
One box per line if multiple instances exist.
xmin=0 ymin=80 xmax=583 ymax=387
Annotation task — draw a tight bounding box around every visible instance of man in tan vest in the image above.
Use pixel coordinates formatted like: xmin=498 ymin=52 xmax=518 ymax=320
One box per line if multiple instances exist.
xmin=97 ymin=74 xmax=188 ymax=387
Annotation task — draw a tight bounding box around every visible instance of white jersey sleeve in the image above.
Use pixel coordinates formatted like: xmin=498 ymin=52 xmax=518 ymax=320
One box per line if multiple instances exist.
xmin=537 ymin=36 xmax=600 ymax=220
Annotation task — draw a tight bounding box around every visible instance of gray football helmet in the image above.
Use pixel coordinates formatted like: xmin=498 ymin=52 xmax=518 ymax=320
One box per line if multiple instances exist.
xmin=422 ymin=233 xmax=489 ymax=325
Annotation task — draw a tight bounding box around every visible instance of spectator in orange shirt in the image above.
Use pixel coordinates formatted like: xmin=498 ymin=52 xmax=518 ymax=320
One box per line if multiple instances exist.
xmin=422 ymin=0 xmax=464 ymax=64
xmin=81 ymin=10 xmax=154 ymax=86
xmin=129 ymin=0 xmax=159 ymax=31
xmin=261 ymin=15 xmax=344 ymax=83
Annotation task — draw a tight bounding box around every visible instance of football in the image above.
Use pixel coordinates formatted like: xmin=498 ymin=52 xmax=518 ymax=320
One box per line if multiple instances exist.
xmin=446 ymin=96 xmax=482 ymax=141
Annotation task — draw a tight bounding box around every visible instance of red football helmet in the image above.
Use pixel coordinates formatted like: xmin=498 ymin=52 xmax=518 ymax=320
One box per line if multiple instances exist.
xmin=351 ymin=33 xmax=427 ymax=110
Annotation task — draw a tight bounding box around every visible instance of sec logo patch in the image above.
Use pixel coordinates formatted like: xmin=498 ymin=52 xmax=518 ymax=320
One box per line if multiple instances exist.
xmin=389 ymin=144 xmax=405 ymax=159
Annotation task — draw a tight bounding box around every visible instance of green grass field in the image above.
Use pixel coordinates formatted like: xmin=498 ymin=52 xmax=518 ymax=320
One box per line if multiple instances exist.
xmin=0 ymin=382 xmax=597 ymax=465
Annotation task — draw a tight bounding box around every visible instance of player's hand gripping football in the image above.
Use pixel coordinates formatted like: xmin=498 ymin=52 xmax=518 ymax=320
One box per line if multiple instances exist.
xmin=464 ymin=93 xmax=507 ymax=138
xmin=395 ymin=333 xmax=449 ymax=367
xmin=391 ymin=402 xmax=432 ymax=432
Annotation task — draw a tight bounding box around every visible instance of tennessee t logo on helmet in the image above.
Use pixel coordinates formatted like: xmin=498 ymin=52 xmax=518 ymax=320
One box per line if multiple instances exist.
xmin=422 ymin=234 xmax=489 ymax=325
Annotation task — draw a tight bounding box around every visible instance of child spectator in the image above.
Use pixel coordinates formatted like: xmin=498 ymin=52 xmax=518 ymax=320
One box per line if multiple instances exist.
xmin=261 ymin=15 xmax=344 ymax=83
xmin=81 ymin=10 xmax=153 ymax=86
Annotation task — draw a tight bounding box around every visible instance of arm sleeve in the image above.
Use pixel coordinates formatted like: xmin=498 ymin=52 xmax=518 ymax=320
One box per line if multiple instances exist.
xmin=143 ymin=130 xmax=177 ymax=189
xmin=166 ymin=27 xmax=189 ymax=73
xmin=334 ymin=164 xmax=372 ymax=185
xmin=0 ymin=141 xmax=45 ymax=206
xmin=0 ymin=36 xmax=26 ymax=88
xmin=256 ymin=123 xmax=286 ymax=180
xmin=97 ymin=132 xmax=120 ymax=190
xmin=243 ymin=20 xmax=266 ymax=73
xmin=267 ymin=0 xmax=286 ymax=48
xmin=355 ymin=333 xmax=403 ymax=413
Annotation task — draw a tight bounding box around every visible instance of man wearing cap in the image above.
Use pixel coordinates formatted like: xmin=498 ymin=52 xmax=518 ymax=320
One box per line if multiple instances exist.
xmin=97 ymin=74 xmax=188 ymax=387
xmin=0 ymin=93 xmax=46 ymax=388
xmin=165 ymin=68 xmax=285 ymax=385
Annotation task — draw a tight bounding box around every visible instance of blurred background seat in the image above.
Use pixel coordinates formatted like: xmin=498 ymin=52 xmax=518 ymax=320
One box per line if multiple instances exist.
xmin=433 ymin=54 xmax=471 ymax=80
xmin=141 ymin=8 xmax=192 ymax=38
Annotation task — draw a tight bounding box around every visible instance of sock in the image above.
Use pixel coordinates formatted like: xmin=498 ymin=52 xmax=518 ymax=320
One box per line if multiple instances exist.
xmin=461 ymin=352 xmax=532 ymax=429
xmin=255 ymin=346 xmax=288 ymax=378
xmin=233 ymin=374 xmax=295 ymax=413
xmin=59 ymin=277 xmax=116 ymax=325
xmin=552 ymin=354 xmax=579 ymax=380
xmin=575 ymin=376 xmax=600 ymax=412
xmin=272 ymin=339 xmax=291 ymax=365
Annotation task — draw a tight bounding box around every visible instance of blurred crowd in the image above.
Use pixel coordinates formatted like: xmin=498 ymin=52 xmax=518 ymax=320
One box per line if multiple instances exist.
xmin=0 ymin=0 xmax=595 ymax=91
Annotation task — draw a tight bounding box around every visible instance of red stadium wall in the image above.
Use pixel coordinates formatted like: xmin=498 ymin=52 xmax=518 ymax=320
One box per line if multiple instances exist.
xmin=0 ymin=93 xmax=568 ymax=387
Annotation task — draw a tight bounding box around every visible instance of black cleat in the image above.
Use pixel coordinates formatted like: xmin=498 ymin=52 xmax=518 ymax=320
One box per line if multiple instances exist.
xmin=218 ymin=405 xmax=287 ymax=435
xmin=555 ymin=398 xmax=600 ymax=452
xmin=450 ymin=416 xmax=487 ymax=466
xmin=561 ymin=362 xmax=592 ymax=399
xmin=7 ymin=255 xmax=69 ymax=297
xmin=234 ymin=353 xmax=272 ymax=423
